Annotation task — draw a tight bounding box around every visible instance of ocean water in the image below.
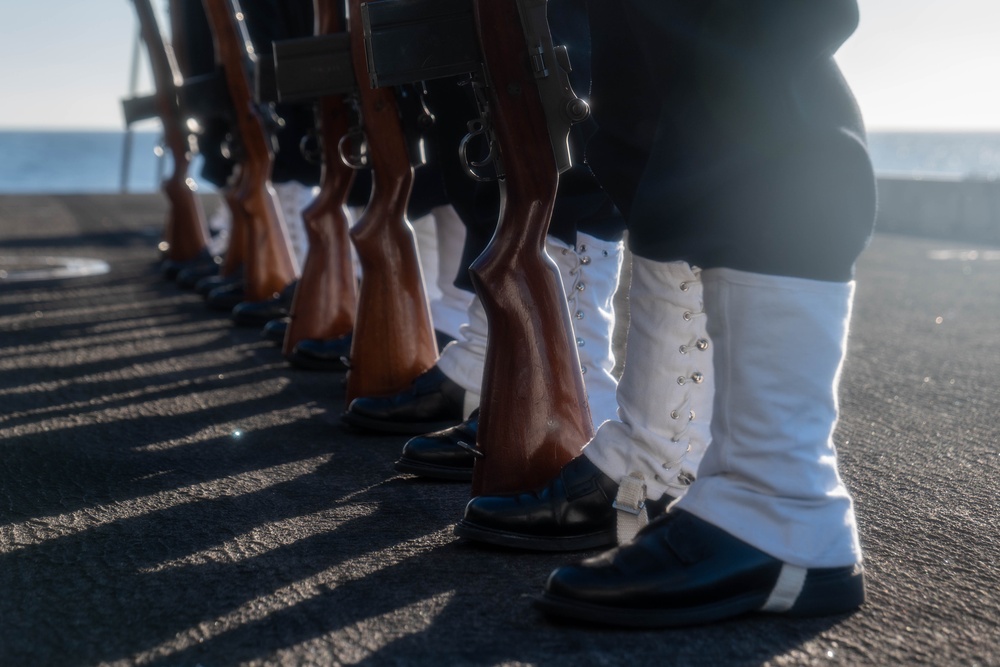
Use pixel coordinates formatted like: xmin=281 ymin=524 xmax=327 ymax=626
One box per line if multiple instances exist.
xmin=0 ymin=130 xmax=214 ymax=195
xmin=1 ymin=129 xmax=1000 ymax=194
xmin=868 ymin=131 xmax=1000 ymax=179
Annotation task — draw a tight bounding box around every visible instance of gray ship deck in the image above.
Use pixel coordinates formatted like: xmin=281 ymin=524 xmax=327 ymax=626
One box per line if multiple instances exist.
xmin=0 ymin=194 xmax=996 ymax=666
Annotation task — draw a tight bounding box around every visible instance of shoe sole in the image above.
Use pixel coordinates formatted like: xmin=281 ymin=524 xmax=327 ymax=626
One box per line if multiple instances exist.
xmin=534 ymin=590 xmax=771 ymax=628
xmin=534 ymin=565 xmax=865 ymax=627
xmin=341 ymin=411 xmax=462 ymax=436
xmin=453 ymin=520 xmax=615 ymax=552
xmin=394 ymin=458 xmax=473 ymax=482
xmin=287 ymin=352 xmax=349 ymax=373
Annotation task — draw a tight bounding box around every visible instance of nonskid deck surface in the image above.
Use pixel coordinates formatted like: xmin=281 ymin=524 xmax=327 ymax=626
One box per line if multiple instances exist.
xmin=0 ymin=194 xmax=996 ymax=666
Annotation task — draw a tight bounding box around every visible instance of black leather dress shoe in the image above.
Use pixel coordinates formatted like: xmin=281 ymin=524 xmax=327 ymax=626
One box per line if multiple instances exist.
xmin=232 ymin=297 xmax=289 ymax=327
xmin=288 ymin=334 xmax=353 ymax=372
xmin=230 ymin=281 xmax=296 ymax=327
xmin=195 ymin=273 xmax=240 ymax=296
xmin=261 ymin=317 xmax=288 ymax=345
xmin=395 ymin=409 xmax=480 ymax=481
xmin=176 ymin=260 xmax=220 ymax=289
xmin=536 ymin=509 xmax=865 ymax=627
xmin=453 ymin=456 xmax=623 ymax=551
xmin=206 ymin=282 xmax=245 ymax=311
xmin=161 ymin=248 xmax=214 ymax=282
xmin=341 ymin=366 xmax=465 ymax=434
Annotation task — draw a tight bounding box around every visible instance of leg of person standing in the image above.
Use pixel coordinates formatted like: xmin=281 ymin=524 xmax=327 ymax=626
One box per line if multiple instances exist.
xmin=237 ymin=0 xmax=322 ymax=267
xmin=453 ymin=0 xmax=714 ymax=550
xmin=533 ymin=0 xmax=878 ymax=625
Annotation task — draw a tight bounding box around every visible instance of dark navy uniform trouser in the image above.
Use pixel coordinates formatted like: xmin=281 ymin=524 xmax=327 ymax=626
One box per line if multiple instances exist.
xmin=177 ymin=0 xmax=320 ymax=188
xmin=584 ymin=0 xmax=877 ymax=282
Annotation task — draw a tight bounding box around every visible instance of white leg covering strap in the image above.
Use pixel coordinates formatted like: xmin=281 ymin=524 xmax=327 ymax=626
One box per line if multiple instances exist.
xmin=434 ymin=295 xmax=487 ymax=419
xmin=761 ymin=563 xmax=808 ymax=612
xmin=581 ymin=258 xmax=715 ymax=543
xmin=675 ymin=268 xmax=862 ymax=569
xmin=548 ymin=233 xmax=623 ymax=429
xmin=427 ymin=205 xmax=473 ymax=341
xmin=613 ymin=472 xmax=649 ymax=545
xmin=273 ymin=181 xmax=317 ymax=269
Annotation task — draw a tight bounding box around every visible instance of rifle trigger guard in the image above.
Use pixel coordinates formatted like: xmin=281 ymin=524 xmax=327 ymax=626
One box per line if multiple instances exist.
xmin=459 ymin=119 xmax=496 ymax=182
xmin=299 ymin=128 xmax=322 ymax=165
xmin=338 ymin=128 xmax=369 ymax=170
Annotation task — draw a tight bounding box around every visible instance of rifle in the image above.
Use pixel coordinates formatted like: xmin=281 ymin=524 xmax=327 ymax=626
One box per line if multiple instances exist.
xmin=280 ymin=0 xmax=358 ymax=358
xmin=128 ymin=0 xmax=211 ymax=265
xmin=201 ymin=0 xmax=300 ymax=303
xmin=267 ymin=1 xmax=437 ymax=396
xmin=217 ymin=167 xmax=248 ymax=278
xmin=468 ymin=0 xmax=594 ymax=495
xmin=362 ymin=0 xmax=593 ymax=495
xmin=169 ymin=0 xmax=246 ymax=283
xmin=335 ymin=0 xmax=438 ymax=402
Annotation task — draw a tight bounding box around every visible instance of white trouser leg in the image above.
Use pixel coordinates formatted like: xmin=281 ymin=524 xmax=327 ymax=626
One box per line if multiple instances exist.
xmin=583 ymin=258 xmax=714 ymax=507
xmin=411 ymin=210 xmax=441 ymax=304
xmin=436 ymin=231 xmax=623 ymax=424
xmin=427 ymin=205 xmax=473 ymax=340
xmin=273 ymin=181 xmax=317 ymax=268
xmin=434 ymin=295 xmax=487 ymax=419
xmin=675 ymin=268 xmax=861 ymax=569
xmin=206 ymin=200 xmax=232 ymax=258
xmin=347 ymin=206 xmax=364 ymax=283
xmin=548 ymin=233 xmax=624 ymax=429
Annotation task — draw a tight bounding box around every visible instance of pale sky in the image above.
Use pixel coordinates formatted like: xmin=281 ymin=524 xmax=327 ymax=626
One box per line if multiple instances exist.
xmin=1 ymin=1 xmax=999 ymax=132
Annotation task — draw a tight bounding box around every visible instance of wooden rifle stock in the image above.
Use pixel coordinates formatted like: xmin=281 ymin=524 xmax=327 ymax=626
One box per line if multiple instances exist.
xmin=219 ymin=170 xmax=247 ymax=277
xmin=343 ymin=0 xmax=438 ymax=401
xmin=131 ymin=0 xmax=211 ymax=263
xmin=282 ymin=0 xmax=358 ymax=356
xmin=202 ymin=0 xmax=299 ymax=302
xmin=468 ymin=0 xmax=593 ymax=495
